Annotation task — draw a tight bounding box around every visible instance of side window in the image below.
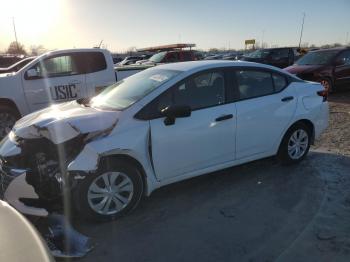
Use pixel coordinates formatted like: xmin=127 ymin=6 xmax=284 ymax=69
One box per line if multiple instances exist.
xmin=183 ymin=52 xmax=193 ymax=61
xmin=172 ymin=71 xmax=225 ymax=110
xmin=236 ymin=70 xmax=274 ymax=99
xmin=271 ymin=49 xmax=289 ymax=60
xmin=139 ymin=71 xmax=226 ymax=119
xmin=336 ymin=51 xmax=350 ymax=66
xmin=82 ymin=52 xmax=107 ymax=73
xmin=31 ymin=54 xmax=80 ymax=78
xmin=165 ymin=52 xmax=178 ymax=63
xmin=272 ymin=73 xmax=288 ymax=92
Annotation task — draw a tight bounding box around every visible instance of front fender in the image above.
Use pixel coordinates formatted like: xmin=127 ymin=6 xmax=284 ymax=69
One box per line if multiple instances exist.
xmin=67 ymin=121 xmax=159 ymax=195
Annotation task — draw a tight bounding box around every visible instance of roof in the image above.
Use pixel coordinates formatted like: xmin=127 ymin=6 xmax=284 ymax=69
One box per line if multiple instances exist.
xmin=155 ymin=60 xmax=289 ymax=73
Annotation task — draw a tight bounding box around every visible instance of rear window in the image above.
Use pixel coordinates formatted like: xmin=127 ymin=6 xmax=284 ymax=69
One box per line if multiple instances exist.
xmin=75 ymin=52 xmax=107 ymax=73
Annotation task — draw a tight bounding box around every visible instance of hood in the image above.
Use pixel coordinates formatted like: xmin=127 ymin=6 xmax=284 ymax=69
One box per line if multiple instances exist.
xmin=284 ymin=64 xmax=326 ymax=75
xmin=13 ymin=101 xmax=120 ymax=144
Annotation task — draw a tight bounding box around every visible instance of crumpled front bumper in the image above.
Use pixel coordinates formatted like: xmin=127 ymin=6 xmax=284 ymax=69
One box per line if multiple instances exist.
xmin=0 ymin=137 xmax=48 ymax=217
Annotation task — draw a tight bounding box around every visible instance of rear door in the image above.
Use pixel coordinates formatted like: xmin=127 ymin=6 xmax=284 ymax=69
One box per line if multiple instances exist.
xmin=81 ymin=51 xmax=115 ymax=96
xmin=22 ymin=53 xmax=86 ymax=112
xmin=234 ymin=69 xmax=297 ymax=159
xmin=148 ymin=69 xmax=237 ymax=181
xmin=334 ymin=50 xmax=350 ymax=86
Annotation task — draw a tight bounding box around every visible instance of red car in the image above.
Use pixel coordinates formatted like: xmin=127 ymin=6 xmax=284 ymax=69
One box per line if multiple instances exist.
xmin=284 ymin=47 xmax=350 ymax=93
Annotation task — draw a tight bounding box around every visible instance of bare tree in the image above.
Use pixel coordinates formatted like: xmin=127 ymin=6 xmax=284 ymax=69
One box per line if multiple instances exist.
xmin=7 ymin=41 xmax=26 ymax=55
xmin=29 ymin=45 xmax=47 ymax=56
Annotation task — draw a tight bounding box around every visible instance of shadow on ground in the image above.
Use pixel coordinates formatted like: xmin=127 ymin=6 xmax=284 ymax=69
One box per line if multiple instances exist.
xmin=76 ymin=151 xmax=350 ymax=262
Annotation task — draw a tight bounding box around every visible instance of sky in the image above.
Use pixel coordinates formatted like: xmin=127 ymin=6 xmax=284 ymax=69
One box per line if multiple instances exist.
xmin=0 ymin=0 xmax=349 ymax=53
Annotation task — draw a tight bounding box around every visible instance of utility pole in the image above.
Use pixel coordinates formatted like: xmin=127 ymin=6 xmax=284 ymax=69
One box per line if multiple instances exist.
xmin=12 ymin=17 xmax=20 ymax=53
xmin=261 ymin=30 xmax=265 ymax=49
xmin=346 ymin=32 xmax=349 ymax=46
xmin=298 ymin=12 xmax=306 ymax=48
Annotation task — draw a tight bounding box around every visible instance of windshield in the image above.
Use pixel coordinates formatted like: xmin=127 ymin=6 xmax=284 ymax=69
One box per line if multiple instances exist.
xmin=295 ymin=50 xmax=338 ymax=65
xmin=149 ymin=52 xmax=167 ymax=63
xmin=91 ymin=68 xmax=181 ymax=110
xmin=245 ymin=49 xmax=271 ymax=59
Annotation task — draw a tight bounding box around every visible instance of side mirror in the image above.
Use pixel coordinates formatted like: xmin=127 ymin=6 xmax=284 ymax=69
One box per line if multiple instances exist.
xmin=26 ymin=68 xmax=39 ymax=79
xmin=161 ymin=105 xmax=191 ymax=126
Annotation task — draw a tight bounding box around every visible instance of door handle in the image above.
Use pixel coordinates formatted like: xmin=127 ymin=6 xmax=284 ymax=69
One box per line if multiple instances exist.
xmin=281 ymin=96 xmax=294 ymax=102
xmin=215 ymin=114 xmax=233 ymax=122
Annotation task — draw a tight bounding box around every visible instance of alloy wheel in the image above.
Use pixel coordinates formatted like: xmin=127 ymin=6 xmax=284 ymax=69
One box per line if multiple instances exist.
xmin=287 ymin=129 xmax=309 ymax=160
xmin=87 ymin=172 xmax=134 ymax=215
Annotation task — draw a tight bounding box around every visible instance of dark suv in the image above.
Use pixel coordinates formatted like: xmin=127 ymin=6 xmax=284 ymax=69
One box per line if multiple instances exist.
xmin=240 ymin=47 xmax=301 ymax=68
xmin=285 ymin=47 xmax=350 ymax=93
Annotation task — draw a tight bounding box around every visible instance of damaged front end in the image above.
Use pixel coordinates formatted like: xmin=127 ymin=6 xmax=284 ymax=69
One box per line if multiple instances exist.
xmin=0 ymin=133 xmax=85 ymax=214
xmin=0 ymin=101 xmax=119 ymax=258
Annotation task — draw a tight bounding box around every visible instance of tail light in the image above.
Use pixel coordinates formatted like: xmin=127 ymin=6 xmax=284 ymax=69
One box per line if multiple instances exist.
xmin=317 ymin=89 xmax=328 ymax=102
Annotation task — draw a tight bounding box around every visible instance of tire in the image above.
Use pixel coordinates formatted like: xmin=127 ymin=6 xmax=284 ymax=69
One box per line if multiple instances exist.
xmin=277 ymin=122 xmax=311 ymax=165
xmin=320 ymin=78 xmax=335 ymax=94
xmin=0 ymin=105 xmax=20 ymax=140
xmin=72 ymin=159 xmax=144 ymax=221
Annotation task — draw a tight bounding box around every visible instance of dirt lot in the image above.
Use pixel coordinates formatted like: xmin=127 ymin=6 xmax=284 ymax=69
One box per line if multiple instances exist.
xmin=76 ymin=91 xmax=350 ymax=262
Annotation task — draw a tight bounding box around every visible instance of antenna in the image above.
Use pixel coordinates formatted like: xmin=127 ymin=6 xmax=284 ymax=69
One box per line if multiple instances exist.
xmin=298 ymin=12 xmax=306 ymax=48
xmin=98 ymin=40 xmax=103 ymax=48
xmin=12 ymin=17 xmax=20 ymax=53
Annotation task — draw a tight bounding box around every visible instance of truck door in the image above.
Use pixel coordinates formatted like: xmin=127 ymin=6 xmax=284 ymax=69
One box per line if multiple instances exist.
xmin=83 ymin=51 xmax=116 ymax=96
xmin=21 ymin=53 xmax=86 ymax=112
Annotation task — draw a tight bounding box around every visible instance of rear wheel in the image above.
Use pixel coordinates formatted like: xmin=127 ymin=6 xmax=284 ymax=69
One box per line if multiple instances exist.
xmin=72 ymin=159 xmax=143 ymax=221
xmin=0 ymin=105 xmax=20 ymax=139
xmin=278 ymin=123 xmax=311 ymax=165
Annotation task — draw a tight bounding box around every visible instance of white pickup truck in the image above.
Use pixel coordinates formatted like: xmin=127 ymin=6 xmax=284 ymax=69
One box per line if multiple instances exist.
xmin=0 ymin=48 xmax=144 ymax=138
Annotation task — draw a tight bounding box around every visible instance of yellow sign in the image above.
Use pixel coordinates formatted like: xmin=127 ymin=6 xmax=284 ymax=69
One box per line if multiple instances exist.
xmin=245 ymin=39 xmax=256 ymax=45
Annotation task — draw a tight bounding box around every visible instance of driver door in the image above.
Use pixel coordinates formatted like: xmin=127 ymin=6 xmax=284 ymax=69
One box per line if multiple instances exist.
xmin=21 ymin=53 xmax=86 ymax=112
xmin=148 ymin=70 xmax=237 ymax=181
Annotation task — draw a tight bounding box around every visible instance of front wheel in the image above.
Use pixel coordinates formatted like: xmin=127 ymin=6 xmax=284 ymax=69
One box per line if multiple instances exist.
xmin=278 ymin=123 xmax=311 ymax=165
xmin=72 ymin=159 xmax=144 ymax=221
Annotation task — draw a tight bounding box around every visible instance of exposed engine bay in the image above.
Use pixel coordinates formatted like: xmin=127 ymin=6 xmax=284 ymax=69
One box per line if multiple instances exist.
xmin=1 ymin=135 xmax=85 ymax=211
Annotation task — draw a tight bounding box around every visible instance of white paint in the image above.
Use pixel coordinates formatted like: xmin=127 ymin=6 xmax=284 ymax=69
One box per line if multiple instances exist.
xmin=4 ymin=173 xmax=48 ymax=217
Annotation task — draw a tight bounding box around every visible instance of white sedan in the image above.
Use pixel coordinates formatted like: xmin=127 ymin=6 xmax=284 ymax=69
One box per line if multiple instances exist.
xmin=0 ymin=61 xmax=329 ymax=221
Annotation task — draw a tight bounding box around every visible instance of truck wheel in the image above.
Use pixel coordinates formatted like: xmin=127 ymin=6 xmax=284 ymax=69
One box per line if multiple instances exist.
xmin=72 ymin=159 xmax=144 ymax=221
xmin=0 ymin=105 xmax=20 ymax=139
xmin=277 ymin=122 xmax=311 ymax=165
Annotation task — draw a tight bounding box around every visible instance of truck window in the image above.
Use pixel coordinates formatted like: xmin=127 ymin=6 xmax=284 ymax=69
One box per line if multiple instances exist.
xmin=183 ymin=52 xmax=193 ymax=61
xmin=31 ymin=54 xmax=81 ymax=78
xmin=80 ymin=52 xmax=107 ymax=73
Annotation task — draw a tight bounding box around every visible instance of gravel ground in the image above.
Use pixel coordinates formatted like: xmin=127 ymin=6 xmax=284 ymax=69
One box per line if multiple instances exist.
xmin=74 ymin=91 xmax=350 ymax=262
xmin=313 ymin=91 xmax=350 ymax=156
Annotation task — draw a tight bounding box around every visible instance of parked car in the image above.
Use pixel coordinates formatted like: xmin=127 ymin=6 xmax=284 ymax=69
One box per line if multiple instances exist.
xmin=0 ymin=48 xmax=146 ymax=139
xmin=142 ymin=50 xmax=198 ymax=65
xmin=0 ymin=54 xmax=26 ymax=68
xmin=118 ymin=56 xmax=143 ymax=66
xmin=0 ymin=57 xmax=35 ymax=74
xmin=134 ymin=54 xmax=153 ymax=64
xmin=0 ymin=60 xmax=329 ymax=221
xmin=204 ymin=54 xmax=224 ymax=60
xmin=240 ymin=47 xmax=302 ymax=68
xmin=284 ymin=47 xmax=350 ymax=93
